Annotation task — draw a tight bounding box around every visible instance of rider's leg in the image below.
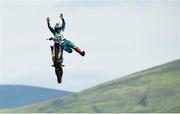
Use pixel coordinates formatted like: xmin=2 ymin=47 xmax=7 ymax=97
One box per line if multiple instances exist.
xmin=62 ymin=45 xmax=73 ymax=53
xmin=64 ymin=40 xmax=85 ymax=56
xmin=74 ymin=47 xmax=85 ymax=56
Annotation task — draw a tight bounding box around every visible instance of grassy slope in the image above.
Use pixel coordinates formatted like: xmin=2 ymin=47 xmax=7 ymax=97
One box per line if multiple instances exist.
xmin=1 ymin=59 xmax=180 ymax=113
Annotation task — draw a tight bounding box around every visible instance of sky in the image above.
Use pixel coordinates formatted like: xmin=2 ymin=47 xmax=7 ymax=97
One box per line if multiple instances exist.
xmin=1 ymin=0 xmax=180 ymax=92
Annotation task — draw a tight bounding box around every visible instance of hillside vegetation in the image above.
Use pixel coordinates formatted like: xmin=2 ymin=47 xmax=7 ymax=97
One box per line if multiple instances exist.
xmin=1 ymin=59 xmax=180 ymax=113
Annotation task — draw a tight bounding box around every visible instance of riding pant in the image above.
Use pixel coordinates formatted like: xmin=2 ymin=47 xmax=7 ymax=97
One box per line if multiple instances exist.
xmin=61 ymin=40 xmax=76 ymax=53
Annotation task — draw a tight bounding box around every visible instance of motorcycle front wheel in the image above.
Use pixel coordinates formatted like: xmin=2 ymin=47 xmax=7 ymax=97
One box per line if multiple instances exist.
xmin=55 ymin=64 xmax=63 ymax=83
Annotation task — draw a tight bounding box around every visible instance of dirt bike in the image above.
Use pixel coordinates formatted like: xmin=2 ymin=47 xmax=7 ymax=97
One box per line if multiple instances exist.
xmin=49 ymin=40 xmax=64 ymax=83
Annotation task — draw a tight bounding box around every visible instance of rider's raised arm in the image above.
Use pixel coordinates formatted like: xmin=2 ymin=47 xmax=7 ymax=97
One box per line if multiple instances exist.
xmin=47 ymin=17 xmax=55 ymax=35
xmin=60 ymin=14 xmax=65 ymax=32
xmin=61 ymin=18 xmax=65 ymax=32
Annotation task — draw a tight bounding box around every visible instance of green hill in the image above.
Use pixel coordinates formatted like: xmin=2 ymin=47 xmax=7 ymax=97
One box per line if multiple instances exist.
xmin=1 ymin=59 xmax=180 ymax=113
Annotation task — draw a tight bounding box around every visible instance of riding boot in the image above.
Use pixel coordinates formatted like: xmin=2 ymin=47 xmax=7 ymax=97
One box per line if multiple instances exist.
xmin=74 ymin=47 xmax=85 ymax=56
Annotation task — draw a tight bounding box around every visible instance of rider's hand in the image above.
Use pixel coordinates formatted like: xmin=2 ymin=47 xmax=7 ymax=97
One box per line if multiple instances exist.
xmin=46 ymin=17 xmax=50 ymax=22
xmin=59 ymin=13 xmax=63 ymax=19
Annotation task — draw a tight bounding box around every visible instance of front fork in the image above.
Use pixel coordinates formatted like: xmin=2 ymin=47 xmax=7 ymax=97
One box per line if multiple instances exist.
xmin=51 ymin=45 xmax=63 ymax=63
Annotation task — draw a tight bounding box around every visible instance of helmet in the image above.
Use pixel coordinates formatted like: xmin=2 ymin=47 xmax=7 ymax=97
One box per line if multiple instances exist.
xmin=54 ymin=23 xmax=60 ymax=29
